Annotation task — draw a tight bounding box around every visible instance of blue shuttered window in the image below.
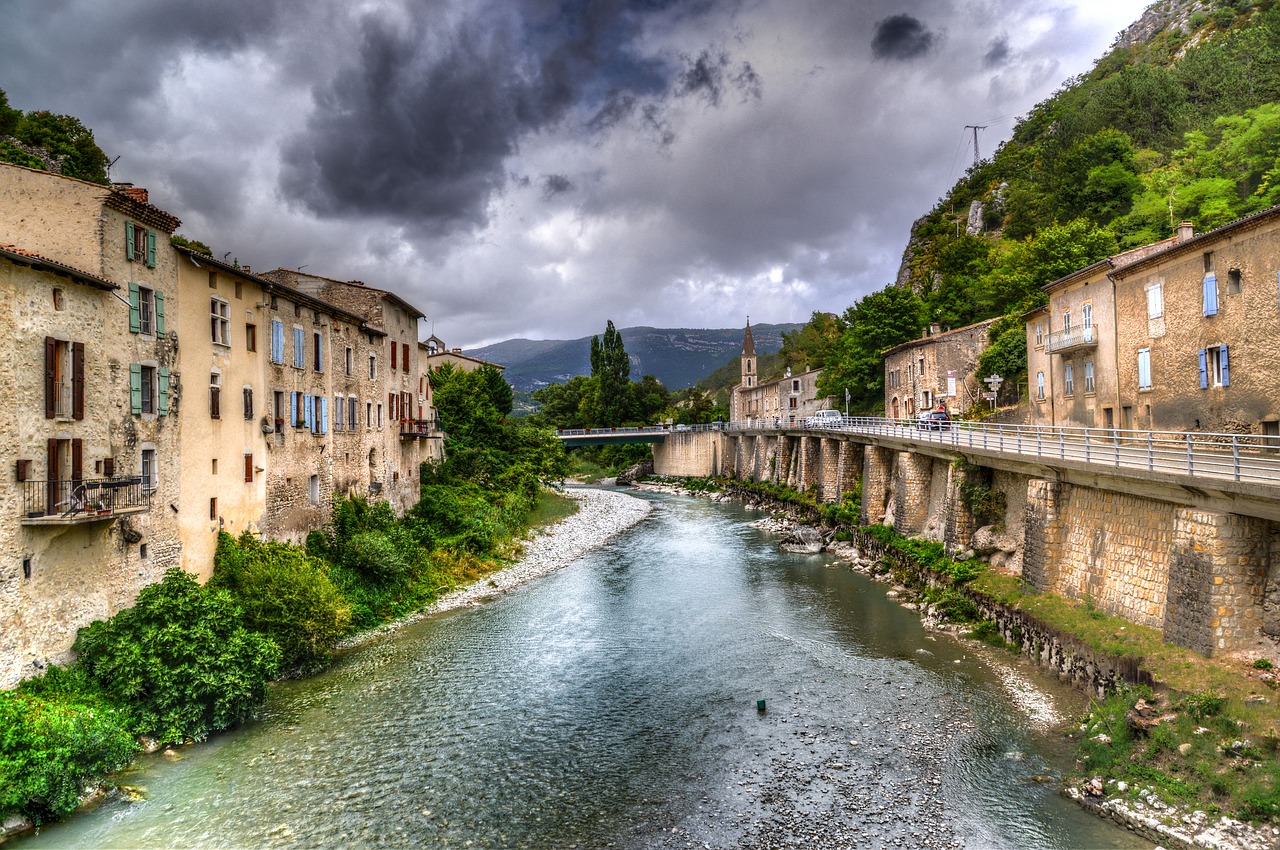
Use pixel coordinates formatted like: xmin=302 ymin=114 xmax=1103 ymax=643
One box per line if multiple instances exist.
xmin=320 ymin=397 xmax=328 ymax=435
xmin=1221 ymin=345 xmax=1230 ymax=386
xmin=1203 ymin=274 xmax=1218 ymax=316
xmin=293 ymin=327 xmax=305 ymax=368
xmin=1198 ymin=349 xmax=1208 ymax=389
xmin=271 ymin=320 xmax=285 ymax=363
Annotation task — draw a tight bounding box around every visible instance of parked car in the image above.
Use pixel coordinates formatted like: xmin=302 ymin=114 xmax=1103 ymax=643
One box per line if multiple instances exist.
xmin=916 ymin=409 xmax=951 ymax=431
xmin=804 ymin=409 xmax=842 ymax=428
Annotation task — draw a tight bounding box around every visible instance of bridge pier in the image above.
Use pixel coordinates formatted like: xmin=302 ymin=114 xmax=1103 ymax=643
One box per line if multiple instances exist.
xmin=861 ymin=446 xmax=894 ymax=527
xmin=798 ymin=437 xmax=819 ymax=495
xmin=891 ymin=451 xmax=934 ymax=535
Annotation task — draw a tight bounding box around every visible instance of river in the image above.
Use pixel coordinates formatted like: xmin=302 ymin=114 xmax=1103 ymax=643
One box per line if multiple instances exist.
xmin=19 ymin=489 xmax=1148 ymax=849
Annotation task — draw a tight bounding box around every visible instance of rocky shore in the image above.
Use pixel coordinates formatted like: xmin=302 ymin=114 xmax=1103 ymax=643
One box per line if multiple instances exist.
xmin=338 ymin=487 xmax=652 ymax=648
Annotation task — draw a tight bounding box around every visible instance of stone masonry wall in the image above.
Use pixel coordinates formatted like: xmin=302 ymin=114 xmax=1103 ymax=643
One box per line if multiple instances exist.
xmin=652 ymin=431 xmax=723 ymax=478
xmin=890 ymin=451 xmax=933 ymax=534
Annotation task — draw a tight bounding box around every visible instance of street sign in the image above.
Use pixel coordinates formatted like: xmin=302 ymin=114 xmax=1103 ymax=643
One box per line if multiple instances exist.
xmin=982 ymin=392 xmax=997 ymax=400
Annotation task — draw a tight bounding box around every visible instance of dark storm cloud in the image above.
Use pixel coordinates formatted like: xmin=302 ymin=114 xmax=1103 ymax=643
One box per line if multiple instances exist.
xmin=984 ymin=35 xmax=1012 ymax=68
xmin=279 ymin=0 xmax=690 ymax=229
xmin=675 ymin=51 xmax=762 ymax=106
xmin=871 ymin=14 xmax=936 ymax=60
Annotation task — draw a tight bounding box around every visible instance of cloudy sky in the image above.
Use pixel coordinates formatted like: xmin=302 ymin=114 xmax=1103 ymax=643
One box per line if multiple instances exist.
xmin=3 ymin=0 xmax=1149 ymax=347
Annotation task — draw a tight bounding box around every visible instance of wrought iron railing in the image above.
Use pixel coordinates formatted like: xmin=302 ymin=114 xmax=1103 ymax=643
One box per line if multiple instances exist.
xmin=22 ymin=477 xmax=149 ymax=521
xmin=399 ymin=417 xmax=442 ymax=438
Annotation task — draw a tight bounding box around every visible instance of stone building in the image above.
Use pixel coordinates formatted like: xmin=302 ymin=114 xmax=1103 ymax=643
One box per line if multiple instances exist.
xmin=0 ymin=163 xmax=185 ymax=686
xmin=1111 ymin=206 xmax=1280 ymax=435
xmin=1026 ymin=225 xmax=1193 ymax=429
xmin=261 ymin=269 xmax=436 ymax=515
xmin=422 ymin=333 xmax=504 ymax=374
xmin=883 ymin=319 xmax=996 ymax=420
xmin=729 ymin=320 xmax=829 ymax=424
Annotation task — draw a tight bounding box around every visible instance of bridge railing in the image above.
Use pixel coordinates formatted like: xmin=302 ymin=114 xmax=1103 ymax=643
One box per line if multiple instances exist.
xmin=724 ymin=415 xmax=1280 ymax=486
xmin=556 ymin=423 xmax=726 ymax=437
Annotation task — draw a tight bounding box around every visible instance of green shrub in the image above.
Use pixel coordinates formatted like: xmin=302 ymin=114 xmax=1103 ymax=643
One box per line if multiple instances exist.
xmin=1179 ymin=690 xmax=1228 ymax=721
xmin=0 ymin=685 xmax=136 ymax=822
xmin=211 ymin=533 xmax=352 ymax=672
xmin=74 ymin=568 xmax=280 ymax=743
xmin=1252 ymin=658 xmax=1273 ymax=670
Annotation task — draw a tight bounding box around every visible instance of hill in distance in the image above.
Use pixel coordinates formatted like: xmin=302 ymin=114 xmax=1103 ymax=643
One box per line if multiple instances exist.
xmin=470 ymin=323 xmax=801 ymax=392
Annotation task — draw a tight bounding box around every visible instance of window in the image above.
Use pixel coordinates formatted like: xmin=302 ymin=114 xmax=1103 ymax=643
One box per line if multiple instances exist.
xmin=1146 ymin=283 xmax=1163 ymax=319
xmin=1227 ymin=268 xmax=1242 ymax=295
xmin=1084 ymin=360 xmax=1095 ymax=394
xmin=274 ymin=391 xmax=285 ymax=430
xmin=271 ymin=320 xmax=285 ymax=364
xmin=125 ymin=222 xmax=157 ymax=268
xmin=335 ymin=395 xmax=345 ymax=430
xmin=234 ymin=280 xmax=243 ymax=299
xmin=349 ymin=396 xmax=358 ymax=429
xmin=313 ymin=331 xmax=323 ymax=371
xmin=789 ymin=397 xmax=797 ymax=409
xmin=130 ymin=364 xmax=169 ymax=415
xmin=128 ymin=283 xmax=164 ymax=336
xmin=366 ymin=401 xmax=372 ymax=428
xmin=209 ymin=372 xmax=221 ymax=419
xmin=1035 ymin=322 xmax=1043 ymax=347
xmin=1137 ymin=349 xmax=1151 ymax=391
xmin=210 ymin=497 xmax=218 ymax=521
xmin=1036 ymin=371 xmax=1045 ymax=401
xmin=345 ymin=346 xmax=353 ymax=376
xmin=209 ymin=271 xmax=218 ymax=289
xmin=308 ymin=475 xmax=320 ymax=506
xmin=141 ymin=448 xmax=156 ymax=492
xmin=1199 ymin=345 xmax=1230 ymax=388
xmin=1064 ymin=363 xmax=1074 ymax=396
xmin=1204 ymin=271 xmax=1219 ymax=316
xmin=1062 ymin=311 xmax=1072 ymax=332
xmin=243 ymin=386 xmax=254 ymax=420
xmin=293 ymin=326 xmax=305 ymax=368
xmin=792 ymin=379 xmax=800 ymax=392
xmin=44 ymin=337 xmax=84 ymax=420
xmin=402 ymin=342 xmax=410 ymax=373
xmin=211 ymin=298 xmax=230 ymax=345
xmin=244 ymin=453 xmax=254 ymax=484
xmin=1204 ymin=251 xmax=1215 ymax=274
xmin=369 ymin=355 xmax=377 ymax=380
xmin=1082 ymin=303 xmax=1092 ymax=332
xmin=391 ymin=341 xmax=398 ymax=371
xmin=212 ymin=458 xmax=217 ymax=475
xmin=310 ymin=396 xmax=328 ymax=435
xmin=377 ymin=402 xmax=383 ymax=429
xmin=246 ymin=323 xmax=257 ymax=352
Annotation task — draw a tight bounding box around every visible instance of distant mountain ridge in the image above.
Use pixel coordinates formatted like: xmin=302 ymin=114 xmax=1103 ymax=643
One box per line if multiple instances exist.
xmin=470 ymin=323 xmax=801 ymax=391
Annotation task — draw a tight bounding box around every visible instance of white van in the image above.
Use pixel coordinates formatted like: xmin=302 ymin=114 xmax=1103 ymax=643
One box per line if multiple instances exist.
xmin=804 ymin=409 xmax=842 ymax=428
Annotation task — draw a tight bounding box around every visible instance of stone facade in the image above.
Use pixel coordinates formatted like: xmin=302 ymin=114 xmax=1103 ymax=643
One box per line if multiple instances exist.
xmin=883 ymin=319 xmax=995 ymax=419
xmin=729 ymin=321 xmax=829 ymax=424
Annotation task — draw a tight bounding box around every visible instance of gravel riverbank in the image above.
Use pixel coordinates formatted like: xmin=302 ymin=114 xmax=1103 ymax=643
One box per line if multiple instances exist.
xmin=338 ymin=487 xmax=651 ymax=648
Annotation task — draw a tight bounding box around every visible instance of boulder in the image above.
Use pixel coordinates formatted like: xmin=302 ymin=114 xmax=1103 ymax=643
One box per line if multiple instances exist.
xmin=2 ymin=814 xmax=33 ymax=839
xmin=780 ymin=526 xmax=824 ymax=554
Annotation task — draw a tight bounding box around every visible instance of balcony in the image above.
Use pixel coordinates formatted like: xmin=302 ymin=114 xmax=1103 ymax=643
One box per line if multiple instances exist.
xmin=399 ymin=417 xmax=442 ymax=439
xmin=1044 ymin=323 xmax=1098 ymax=355
xmin=21 ymin=478 xmax=150 ymax=525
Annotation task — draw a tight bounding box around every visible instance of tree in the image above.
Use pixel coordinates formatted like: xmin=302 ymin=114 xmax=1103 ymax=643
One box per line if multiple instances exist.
xmin=585 ymin=320 xmax=634 ymax=427
xmin=817 ymin=287 xmax=926 ymax=414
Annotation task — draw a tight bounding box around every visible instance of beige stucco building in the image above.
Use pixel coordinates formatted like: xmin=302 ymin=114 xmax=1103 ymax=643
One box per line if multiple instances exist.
xmin=883 ymin=320 xmax=995 ymax=420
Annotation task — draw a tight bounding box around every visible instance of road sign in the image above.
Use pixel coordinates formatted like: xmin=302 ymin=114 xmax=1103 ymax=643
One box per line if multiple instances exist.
xmin=982 ymin=392 xmax=997 ymax=400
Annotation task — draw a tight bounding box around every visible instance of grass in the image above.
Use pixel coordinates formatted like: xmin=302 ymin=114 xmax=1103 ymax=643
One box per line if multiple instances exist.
xmin=527 ymin=489 xmax=580 ymax=530
xmin=565 ymin=454 xmax=611 ymax=483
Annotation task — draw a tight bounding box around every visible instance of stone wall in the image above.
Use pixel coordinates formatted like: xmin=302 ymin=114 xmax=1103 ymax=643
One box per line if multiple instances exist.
xmin=651 ymin=431 xmax=723 ymax=478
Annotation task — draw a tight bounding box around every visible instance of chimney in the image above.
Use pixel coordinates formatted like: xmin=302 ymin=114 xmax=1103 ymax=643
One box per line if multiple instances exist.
xmin=124 ymin=186 xmax=149 ymax=204
xmin=1177 ymin=220 xmax=1194 ymax=242
xmin=929 ymin=323 xmax=941 ymax=336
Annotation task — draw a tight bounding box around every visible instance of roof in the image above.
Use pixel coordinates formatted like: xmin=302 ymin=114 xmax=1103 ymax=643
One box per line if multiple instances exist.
xmin=263 ymin=268 xmax=426 ymax=320
xmin=174 ymin=247 xmax=368 ymax=326
xmin=424 ymin=348 xmax=505 ymax=370
xmin=1109 ymin=203 xmax=1280 ymax=280
xmin=0 ymin=243 xmax=118 ymax=291
xmin=741 ymin=320 xmax=756 ymax=356
xmin=880 ymin=318 xmax=997 ymax=357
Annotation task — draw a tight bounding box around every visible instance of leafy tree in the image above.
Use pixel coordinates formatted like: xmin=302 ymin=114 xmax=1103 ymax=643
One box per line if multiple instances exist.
xmin=530 ymin=374 xmax=590 ymax=430
xmin=586 ymin=320 xmax=635 ymax=426
xmin=817 ymin=287 xmax=926 ymax=413
xmin=73 ymin=568 xmax=280 ymax=743
xmin=779 ymin=311 xmax=841 ymax=373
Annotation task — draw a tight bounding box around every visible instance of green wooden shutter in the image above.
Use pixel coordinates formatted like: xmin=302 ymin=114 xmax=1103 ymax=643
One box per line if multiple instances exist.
xmin=145 ymin=230 xmax=157 ymax=268
xmin=130 ymin=364 xmax=142 ymax=414
xmin=128 ymin=282 xmax=141 ymax=333
xmin=125 ymin=222 xmax=136 ymax=261
xmin=154 ymin=290 xmax=165 ymax=335
xmin=158 ymin=368 xmax=170 ymax=415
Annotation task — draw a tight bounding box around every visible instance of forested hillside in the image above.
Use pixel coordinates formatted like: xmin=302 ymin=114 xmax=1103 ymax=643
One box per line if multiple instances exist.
xmin=815 ymin=0 xmax=1280 ymax=413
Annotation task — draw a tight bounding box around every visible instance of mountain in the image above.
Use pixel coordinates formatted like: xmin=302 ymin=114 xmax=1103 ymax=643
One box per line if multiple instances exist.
xmin=470 ymin=323 xmax=801 ymax=392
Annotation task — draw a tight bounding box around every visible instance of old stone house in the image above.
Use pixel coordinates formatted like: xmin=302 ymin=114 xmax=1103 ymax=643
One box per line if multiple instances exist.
xmin=883 ymin=320 xmax=995 ymax=420
xmin=1111 ymin=206 xmax=1280 ymax=435
xmin=422 ymin=333 xmax=504 ymax=374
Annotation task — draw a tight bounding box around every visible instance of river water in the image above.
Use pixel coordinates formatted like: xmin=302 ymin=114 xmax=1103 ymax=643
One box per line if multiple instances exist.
xmin=20 ymin=490 xmax=1148 ymax=849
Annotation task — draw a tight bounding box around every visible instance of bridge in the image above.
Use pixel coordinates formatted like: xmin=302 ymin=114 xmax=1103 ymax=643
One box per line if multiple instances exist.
xmin=555 ymin=423 xmax=723 ymax=446
xmin=641 ymin=415 xmax=1280 ymax=658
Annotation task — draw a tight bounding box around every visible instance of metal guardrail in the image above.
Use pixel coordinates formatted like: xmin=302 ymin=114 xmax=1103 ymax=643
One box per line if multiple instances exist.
xmin=555 ymin=424 xmax=726 ymax=438
xmin=724 ymin=416 xmax=1280 ymax=487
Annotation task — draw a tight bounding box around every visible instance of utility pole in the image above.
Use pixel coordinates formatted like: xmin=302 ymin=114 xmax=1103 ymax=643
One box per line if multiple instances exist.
xmin=964 ymin=124 xmax=988 ymax=165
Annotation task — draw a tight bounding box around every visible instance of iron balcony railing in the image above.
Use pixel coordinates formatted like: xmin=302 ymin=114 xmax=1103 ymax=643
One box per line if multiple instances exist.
xmin=1044 ymin=323 xmax=1098 ymax=355
xmin=22 ymin=477 xmax=150 ymax=524
xmin=725 ymin=416 xmax=1280 ymax=488
xmin=400 ymin=417 xmax=442 ymax=439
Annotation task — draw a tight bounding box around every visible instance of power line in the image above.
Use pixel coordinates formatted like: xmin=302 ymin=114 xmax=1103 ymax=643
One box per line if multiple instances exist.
xmin=963 ymin=124 xmax=988 ymax=165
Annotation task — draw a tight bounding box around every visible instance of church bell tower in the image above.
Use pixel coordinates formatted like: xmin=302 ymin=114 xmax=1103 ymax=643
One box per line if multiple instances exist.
xmin=741 ymin=318 xmax=756 ymax=389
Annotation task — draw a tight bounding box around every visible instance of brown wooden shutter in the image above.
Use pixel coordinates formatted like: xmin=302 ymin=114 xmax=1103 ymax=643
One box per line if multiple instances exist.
xmin=46 ymin=439 xmax=57 ymax=512
xmin=390 ymin=341 xmax=397 ymax=370
xmin=72 ymin=342 xmax=85 ymax=420
xmin=103 ymin=457 xmax=114 ymax=477
xmin=244 ymin=454 xmax=254 ymax=483
xmin=402 ymin=343 xmax=409 ymax=372
xmin=71 ymin=439 xmax=82 ymax=487
xmin=44 ymin=337 xmax=56 ymax=418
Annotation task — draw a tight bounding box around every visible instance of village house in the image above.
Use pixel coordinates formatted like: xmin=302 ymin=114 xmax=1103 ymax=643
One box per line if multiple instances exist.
xmin=882 ymin=319 xmax=996 ymax=420
xmin=1110 ymin=206 xmax=1280 ymax=436
xmin=422 ymin=333 xmax=505 ymax=374
xmin=729 ymin=320 xmax=828 ymax=425
xmin=0 ymin=163 xmax=185 ymax=685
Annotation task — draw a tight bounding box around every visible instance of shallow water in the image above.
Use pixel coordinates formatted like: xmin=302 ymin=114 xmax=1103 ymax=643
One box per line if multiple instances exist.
xmin=20 ymin=491 xmax=1148 ymax=849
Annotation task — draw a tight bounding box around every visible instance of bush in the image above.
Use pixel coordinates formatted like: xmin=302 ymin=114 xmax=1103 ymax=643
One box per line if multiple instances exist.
xmin=1179 ymin=690 xmax=1227 ymax=721
xmin=211 ymin=533 xmax=352 ymax=672
xmin=0 ymin=684 xmax=135 ymax=822
xmin=74 ymin=568 xmax=281 ymax=743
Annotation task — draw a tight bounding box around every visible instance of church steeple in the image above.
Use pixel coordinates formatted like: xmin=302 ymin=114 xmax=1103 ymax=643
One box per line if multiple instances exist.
xmin=741 ymin=318 xmax=756 ymax=388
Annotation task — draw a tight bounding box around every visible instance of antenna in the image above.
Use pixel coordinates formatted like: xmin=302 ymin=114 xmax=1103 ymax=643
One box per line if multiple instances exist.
xmin=963 ymin=125 xmax=988 ymax=165
xmin=105 ymin=156 xmax=121 ymax=182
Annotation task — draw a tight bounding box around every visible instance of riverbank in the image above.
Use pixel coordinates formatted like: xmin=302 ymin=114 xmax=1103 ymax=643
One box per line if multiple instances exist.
xmin=337 ymin=487 xmax=651 ymax=648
